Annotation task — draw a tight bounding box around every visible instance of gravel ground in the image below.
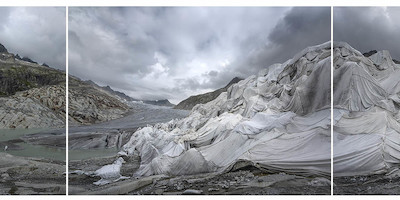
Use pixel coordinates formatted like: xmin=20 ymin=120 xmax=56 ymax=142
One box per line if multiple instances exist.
xmin=69 ymin=154 xmax=330 ymax=195
xmin=334 ymin=174 xmax=400 ymax=195
xmin=0 ymin=152 xmax=66 ymax=195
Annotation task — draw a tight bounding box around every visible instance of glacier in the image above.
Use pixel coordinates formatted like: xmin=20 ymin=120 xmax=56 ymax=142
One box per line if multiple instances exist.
xmin=93 ymin=42 xmax=332 ymax=184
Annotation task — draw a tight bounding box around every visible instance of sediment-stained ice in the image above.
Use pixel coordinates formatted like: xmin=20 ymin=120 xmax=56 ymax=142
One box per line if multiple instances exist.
xmin=94 ymin=42 xmax=332 ymax=184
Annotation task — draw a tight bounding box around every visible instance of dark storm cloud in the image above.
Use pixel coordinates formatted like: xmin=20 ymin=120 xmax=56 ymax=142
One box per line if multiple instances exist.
xmin=0 ymin=7 xmax=66 ymax=70
xmin=206 ymin=7 xmax=331 ymax=92
xmin=69 ymin=7 xmax=330 ymax=104
xmin=334 ymin=7 xmax=400 ymax=60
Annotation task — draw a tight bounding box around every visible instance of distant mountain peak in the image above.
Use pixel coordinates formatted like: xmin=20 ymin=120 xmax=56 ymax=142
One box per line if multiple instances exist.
xmin=144 ymin=99 xmax=175 ymax=107
xmin=21 ymin=56 xmax=38 ymax=64
xmin=0 ymin=43 xmax=8 ymax=53
xmin=226 ymin=77 xmax=243 ymax=88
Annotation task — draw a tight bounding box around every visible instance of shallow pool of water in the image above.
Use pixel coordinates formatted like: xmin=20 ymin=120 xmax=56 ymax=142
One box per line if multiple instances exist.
xmin=7 ymin=142 xmax=66 ymax=161
xmin=0 ymin=129 xmax=65 ymax=161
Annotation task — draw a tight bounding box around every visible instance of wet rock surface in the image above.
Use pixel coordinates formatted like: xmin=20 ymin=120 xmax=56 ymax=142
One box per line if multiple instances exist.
xmin=0 ymin=152 xmax=66 ymax=195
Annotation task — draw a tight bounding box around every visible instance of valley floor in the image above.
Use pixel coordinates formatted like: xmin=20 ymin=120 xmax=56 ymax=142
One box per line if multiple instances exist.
xmin=69 ymin=153 xmax=330 ymax=195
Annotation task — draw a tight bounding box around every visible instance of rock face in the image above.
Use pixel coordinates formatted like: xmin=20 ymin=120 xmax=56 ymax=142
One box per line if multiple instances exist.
xmin=68 ymin=77 xmax=130 ymax=126
xmin=0 ymin=43 xmax=7 ymax=53
xmin=20 ymin=56 xmax=38 ymax=64
xmin=333 ymin=42 xmax=400 ymax=177
xmin=0 ymin=43 xmax=66 ymax=128
xmin=174 ymin=77 xmax=243 ymax=110
xmin=362 ymin=50 xmax=377 ymax=57
xmin=0 ymin=51 xmax=65 ymax=97
xmin=100 ymin=42 xmax=331 ymax=182
xmin=0 ymin=85 xmax=66 ymax=129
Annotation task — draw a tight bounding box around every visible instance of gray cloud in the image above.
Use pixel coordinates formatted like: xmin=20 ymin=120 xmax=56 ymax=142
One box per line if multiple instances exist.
xmin=334 ymin=7 xmax=400 ymax=60
xmin=0 ymin=7 xmax=66 ymax=70
xmin=69 ymin=7 xmax=330 ymax=104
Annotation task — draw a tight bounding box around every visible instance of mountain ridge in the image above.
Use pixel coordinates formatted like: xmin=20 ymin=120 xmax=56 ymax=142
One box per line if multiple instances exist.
xmin=174 ymin=77 xmax=243 ymax=110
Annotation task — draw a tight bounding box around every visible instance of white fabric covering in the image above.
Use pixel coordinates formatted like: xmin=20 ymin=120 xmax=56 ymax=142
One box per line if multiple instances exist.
xmin=95 ymin=42 xmax=332 ymax=184
xmin=333 ymin=42 xmax=400 ymax=177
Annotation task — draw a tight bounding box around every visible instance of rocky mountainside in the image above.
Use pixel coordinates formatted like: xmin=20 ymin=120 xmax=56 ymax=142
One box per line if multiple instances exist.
xmin=83 ymin=79 xmax=174 ymax=107
xmin=0 ymin=85 xmax=66 ymax=129
xmin=0 ymin=43 xmax=7 ymax=53
xmin=0 ymin=44 xmax=65 ymax=97
xmin=68 ymin=77 xmax=130 ymax=126
xmin=94 ymin=42 xmax=332 ymax=185
xmin=83 ymin=80 xmax=138 ymax=102
xmin=333 ymin=42 xmax=400 ymax=177
xmin=174 ymin=77 xmax=243 ymax=110
xmin=0 ymin=43 xmax=66 ymax=129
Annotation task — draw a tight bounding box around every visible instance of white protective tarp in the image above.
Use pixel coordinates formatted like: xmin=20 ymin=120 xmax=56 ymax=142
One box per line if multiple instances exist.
xmin=96 ymin=42 xmax=332 ymax=184
xmin=333 ymin=42 xmax=400 ymax=177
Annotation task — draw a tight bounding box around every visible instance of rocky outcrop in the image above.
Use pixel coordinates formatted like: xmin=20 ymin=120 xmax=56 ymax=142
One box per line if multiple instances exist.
xmin=0 ymin=43 xmax=7 ymax=53
xmin=174 ymin=77 xmax=243 ymax=110
xmin=20 ymin=56 xmax=38 ymax=64
xmin=0 ymin=43 xmax=66 ymax=129
xmin=0 ymin=85 xmax=66 ymax=129
xmin=68 ymin=77 xmax=130 ymax=126
xmin=362 ymin=50 xmax=377 ymax=57
xmin=0 ymin=50 xmax=65 ymax=97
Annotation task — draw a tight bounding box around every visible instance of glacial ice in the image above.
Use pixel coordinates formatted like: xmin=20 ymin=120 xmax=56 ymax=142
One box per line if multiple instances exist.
xmin=94 ymin=42 xmax=332 ymax=184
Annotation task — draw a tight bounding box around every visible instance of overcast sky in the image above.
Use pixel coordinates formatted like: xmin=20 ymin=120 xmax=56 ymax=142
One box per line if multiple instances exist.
xmin=69 ymin=7 xmax=330 ymax=104
xmin=0 ymin=7 xmax=66 ymax=70
xmin=334 ymin=7 xmax=400 ymax=60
